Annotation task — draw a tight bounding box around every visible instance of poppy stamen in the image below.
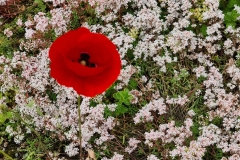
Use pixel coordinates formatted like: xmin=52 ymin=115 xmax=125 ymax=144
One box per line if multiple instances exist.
xmin=80 ymin=60 xmax=87 ymax=66
xmin=79 ymin=53 xmax=96 ymax=68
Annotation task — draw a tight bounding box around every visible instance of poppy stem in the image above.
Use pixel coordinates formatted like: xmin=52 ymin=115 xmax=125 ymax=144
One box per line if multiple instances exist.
xmin=77 ymin=95 xmax=83 ymax=160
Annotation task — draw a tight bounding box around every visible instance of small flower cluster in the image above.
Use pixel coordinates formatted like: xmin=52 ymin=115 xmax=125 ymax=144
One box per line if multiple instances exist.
xmin=134 ymin=98 xmax=167 ymax=124
xmin=124 ymin=137 xmax=141 ymax=154
xmin=5 ymin=126 xmax=24 ymax=144
xmin=226 ymin=59 xmax=240 ymax=89
xmin=0 ymin=0 xmax=8 ymax=5
xmin=145 ymin=118 xmax=193 ymax=147
xmin=49 ymin=7 xmax=71 ymax=36
xmin=116 ymin=65 xmax=137 ymax=90
xmin=3 ymin=28 xmax=13 ymax=37
xmin=166 ymin=95 xmax=190 ymax=106
xmin=102 ymin=152 xmax=124 ymax=160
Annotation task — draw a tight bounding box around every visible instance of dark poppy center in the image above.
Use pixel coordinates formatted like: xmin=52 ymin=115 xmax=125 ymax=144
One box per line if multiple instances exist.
xmin=78 ymin=53 xmax=96 ymax=68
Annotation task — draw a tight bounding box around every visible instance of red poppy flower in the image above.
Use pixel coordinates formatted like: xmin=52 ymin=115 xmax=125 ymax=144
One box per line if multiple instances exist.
xmin=49 ymin=27 xmax=121 ymax=97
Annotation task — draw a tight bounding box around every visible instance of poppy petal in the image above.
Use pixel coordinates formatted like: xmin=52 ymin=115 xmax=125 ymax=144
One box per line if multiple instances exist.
xmin=49 ymin=27 xmax=90 ymax=62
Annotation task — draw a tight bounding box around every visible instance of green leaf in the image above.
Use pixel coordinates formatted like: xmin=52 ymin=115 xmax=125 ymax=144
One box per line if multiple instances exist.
xmin=211 ymin=116 xmax=223 ymax=127
xmin=0 ymin=111 xmax=12 ymax=123
xmin=226 ymin=22 xmax=236 ymax=28
xmin=126 ymin=49 xmax=135 ymax=60
xmin=227 ymin=0 xmax=240 ymax=8
xmin=128 ymin=79 xmax=138 ymax=90
xmin=34 ymin=0 xmax=46 ymax=11
xmin=115 ymin=104 xmax=128 ymax=116
xmin=197 ymin=75 xmax=207 ymax=83
xmin=231 ymin=10 xmax=240 ymax=21
xmin=36 ymin=106 xmax=43 ymax=116
xmin=46 ymin=89 xmax=57 ymax=102
xmin=227 ymin=0 xmax=237 ymax=8
xmin=26 ymin=99 xmax=35 ymax=108
xmin=104 ymin=104 xmax=129 ymax=117
xmin=105 ymin=85 xmax=115 ymax=98
xmin=200 ymin=24 xmax=207 ymax=37
xmin=224 ymin=12 xmax=233 ymax=22
xmin=0 ymin=113 xmax=7 ymax=123
xmin=104 ymin=107 xmax=113 ymax=118
xmin=113 ymin=89 xmax=133 ymax=106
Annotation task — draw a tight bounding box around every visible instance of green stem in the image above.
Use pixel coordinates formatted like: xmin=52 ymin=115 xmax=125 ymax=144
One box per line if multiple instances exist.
xmin=78 ymin=96 xmax=83 ymax=160
xmin=0 ymin=150 xmax=14 ymax=160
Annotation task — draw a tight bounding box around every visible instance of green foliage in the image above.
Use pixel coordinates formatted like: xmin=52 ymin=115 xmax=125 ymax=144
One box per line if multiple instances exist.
xmin=226 ymin=0 xmax=240 ymax=9
xmin=104 ymin=89 xmax=134 ymax=117
xmin=179 ymin=69 xmax=189 ymax=78
xmin=126 ymin=49 xmax=135 ymax=60
xmin=197 ymin=75 xmax=207 ymax=83
xmin=191 ymin=122 xmax=200 ymax=138
xmin=70 ymin=10 xmax=81 ymax=30
xmin=20 ymin=138 xmax=45 ymax=159
xmin=0 ymin=35 xmax=14 ymax=58
xmin=202 ymin=145 xmax=224 ymax=160
xmin=145 ymin=122 xmax=155 ymax=130
xmin=46 ymin=89 xmax=57 ymax=102
xmin=85 ymin=5 xmax=103 ymax=25
xmin=114 ymin=104 xmax=129 ymax=116
xmin=104 ymin=103 xmax=129 ymax=117
xmin=0 ymin=90 xmax=16 ymax=107
xmin=23 ymin=0 xmax=49 ymax=17
xmin=121 ymin=27 xmax=130 ymax=34
xmin=26 ymin=99 xmax=35 ymax=108
xmin=34 ymin=0 xmax=46 ymax=12
xmin=113 ymin=88 xmax=133 ymax=106
xmin=200 ymin=24 xmax=207 ymax=37
xmin=44 ymin=29 xmax=56 ymax=41
xmin=163 ymin=142 xmax=176 ymax=151
xmin=128 ymin=78 xmax=138 ymax=90
xmin=18 ymin=133 xmax=61 ymax=160
xmin=211 ymin=116 xmax=223 ymax=127
xmin=236 ymin=59 xmax=240 ymax=68
xmin=104 ymin=104 xmax=128 ymax=118
xmin=14 ymin=26 xmax=25 ymax=38
xmin=0 ymin=111 xmax=12 ymax=123
xmin=224 ymin=10 xmax=240 ymax=28
xmin=220 ymin=0 xmax=240 ymax=28
xmin=163 ymin=65 xmax=194 ymax=97
xmin=105 ymin=85 xmax=116 ymax=98
xmin=0 ymin=105 xmax=12 ymax=123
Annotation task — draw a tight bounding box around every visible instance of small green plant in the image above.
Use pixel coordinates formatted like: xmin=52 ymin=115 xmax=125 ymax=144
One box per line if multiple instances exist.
xmin=113 ymin=88 xmax=133 ymax=106
xmin=220 ymin=0 xmax=240 ymax=28
xmin=224 ymin=10 xmax=240 ymax=28
xmin=105 ymin=88 xmax=133 ymax=117
xmin=0 ymin=106 xmax=12 ymax=123
xmin=34 ymin=0 xmax=46 ymax=12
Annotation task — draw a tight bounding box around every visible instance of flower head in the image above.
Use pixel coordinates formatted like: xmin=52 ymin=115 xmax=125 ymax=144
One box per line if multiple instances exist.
xmin=49 ymin=27 xmax=121 ymax=97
